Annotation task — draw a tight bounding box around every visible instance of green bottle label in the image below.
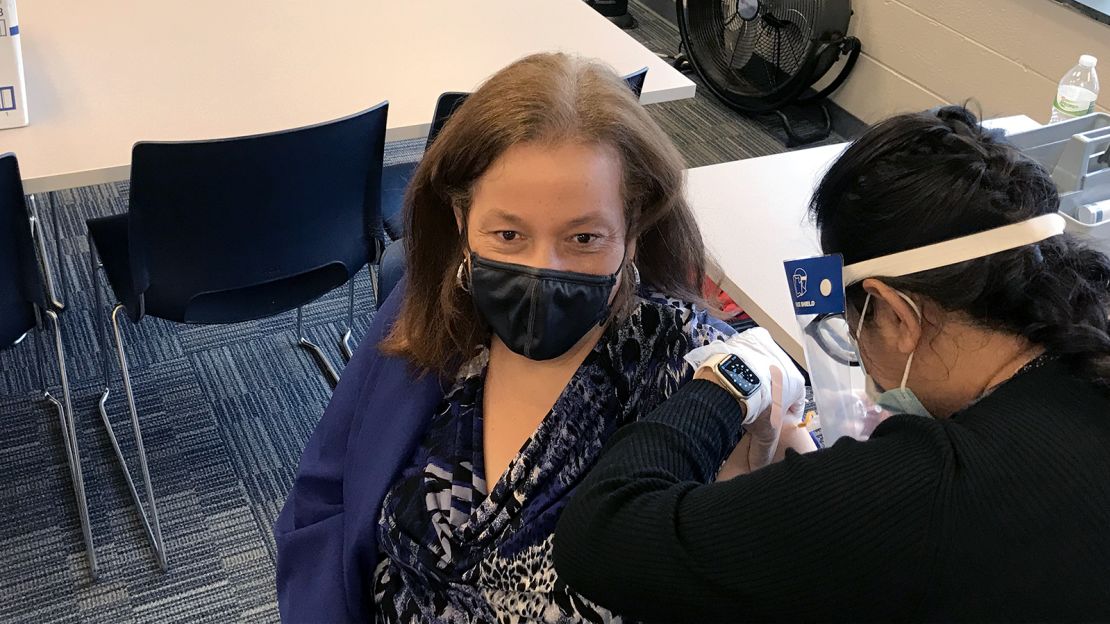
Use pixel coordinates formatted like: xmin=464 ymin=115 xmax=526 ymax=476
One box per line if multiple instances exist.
xmin=1053 ymin=95 xmax=1095 ymax=117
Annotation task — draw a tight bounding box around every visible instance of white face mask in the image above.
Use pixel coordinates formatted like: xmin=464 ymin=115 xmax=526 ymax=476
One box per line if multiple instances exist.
xmin=855 ymin=292 xmax=932 ymax=419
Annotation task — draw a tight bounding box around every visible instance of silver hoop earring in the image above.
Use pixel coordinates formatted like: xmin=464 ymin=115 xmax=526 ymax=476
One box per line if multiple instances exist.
xmin=631 ymin=263 xmax=641 ymax=287
xmin=456 ymin=259 xmax=470 ymax=293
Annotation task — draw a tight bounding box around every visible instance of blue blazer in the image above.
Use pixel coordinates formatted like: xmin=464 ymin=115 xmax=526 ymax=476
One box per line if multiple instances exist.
xmin=275 ymin=281 xmax=444 ymax=622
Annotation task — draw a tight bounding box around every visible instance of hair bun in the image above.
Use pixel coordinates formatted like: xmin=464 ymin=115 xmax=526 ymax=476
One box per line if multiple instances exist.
xmin=931 ymin=104 xmax=1009 ymax=145
xmin=933 ymin=105 xmax=981 ymax=132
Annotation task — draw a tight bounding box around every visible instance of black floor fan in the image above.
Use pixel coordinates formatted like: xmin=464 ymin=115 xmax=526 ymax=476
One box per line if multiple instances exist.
xmin=676 ymin=0 xmax=861 ymax=146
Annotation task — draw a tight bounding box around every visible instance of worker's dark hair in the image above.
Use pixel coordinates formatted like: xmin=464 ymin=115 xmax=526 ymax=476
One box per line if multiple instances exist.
xmin=811 ymin=105 xmax=1110 ymax=389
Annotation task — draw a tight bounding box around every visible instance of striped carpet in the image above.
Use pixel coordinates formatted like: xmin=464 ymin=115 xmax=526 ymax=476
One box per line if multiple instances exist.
xmin=0 ymin=4 xmax=845 ymax=622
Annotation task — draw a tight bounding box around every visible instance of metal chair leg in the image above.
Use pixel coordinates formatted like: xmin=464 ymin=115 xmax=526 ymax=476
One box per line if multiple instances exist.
xmin=47 ymin=192 xmax=68 ymax=306
xmin=96 ymin=304 xmax=168 ymax=571
xmin=28 ymin=194 xmax=65 ymax=311
xmin=368 ymin=262 xmax=380 ymax=309
xmin=339 ymin=278 xmax=356 ymax=363
xmin=296 ymin=306 xmax=339 ymax=389
xmin=90 ymin=242 xmax=111 ymax=390
xmin=33 ymin=307 xmax=98 ymax=578
xmin=90 ymin=241 xmax=118 ymax=503
xmin=89 ymin=249 xmax=168 ymax=572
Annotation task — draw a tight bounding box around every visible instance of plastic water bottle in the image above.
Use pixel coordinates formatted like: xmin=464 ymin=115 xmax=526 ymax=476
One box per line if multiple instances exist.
xmin=1049 ymin=55 xmax=1099 ymax=123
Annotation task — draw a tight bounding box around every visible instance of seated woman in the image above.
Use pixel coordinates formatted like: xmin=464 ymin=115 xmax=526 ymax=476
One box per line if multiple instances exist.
xmin=275 ymin=52 xmax=733 ymax=622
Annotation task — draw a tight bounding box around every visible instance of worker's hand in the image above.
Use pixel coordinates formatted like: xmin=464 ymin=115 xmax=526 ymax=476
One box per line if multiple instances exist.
xmin=850 ymin=390 xmax=893 ymax=439
xmin=687 ymin=329 xmax=808 ymax=478
xmin=714 ymin=366 xmax=813 ymax=479
xmin=687 ymin=328 xmax=805 ymax=425
xmin=815 ymin=389 xmax=892 ymax=444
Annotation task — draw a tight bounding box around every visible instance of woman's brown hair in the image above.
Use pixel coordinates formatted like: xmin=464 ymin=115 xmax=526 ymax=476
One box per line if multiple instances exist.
xmin=381 ymin=52 xmax=707 ymax=376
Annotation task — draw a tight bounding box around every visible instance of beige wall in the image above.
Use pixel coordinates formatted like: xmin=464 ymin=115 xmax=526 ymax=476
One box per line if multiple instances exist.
xmin=824 ymin=0 xmax=1110 ymax=125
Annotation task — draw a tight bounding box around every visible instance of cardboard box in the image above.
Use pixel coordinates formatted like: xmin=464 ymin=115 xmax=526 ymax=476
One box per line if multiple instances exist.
xmin=0 ymin=0 xmax=28 ymax=130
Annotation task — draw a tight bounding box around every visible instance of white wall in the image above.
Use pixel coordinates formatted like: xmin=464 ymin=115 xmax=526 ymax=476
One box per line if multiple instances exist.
xmin=826 ymin=0 xmax=1110 ymax=124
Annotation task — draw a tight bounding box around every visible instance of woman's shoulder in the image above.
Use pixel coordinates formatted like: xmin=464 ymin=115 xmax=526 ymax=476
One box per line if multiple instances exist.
xmin=635 ymin=290 xmax=735 ymax=345
xmin=954 ymin=357 xmax=1110 ymax=435
xmin=603 ymin=288 xmax=732 ymax=381
xmin=599 ymin=291 xmax=733 ymax=412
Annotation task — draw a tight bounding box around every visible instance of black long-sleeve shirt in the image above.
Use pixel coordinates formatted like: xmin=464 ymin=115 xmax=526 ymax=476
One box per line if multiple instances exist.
xmin=553 ymin=359 xmax=1110 ymax=622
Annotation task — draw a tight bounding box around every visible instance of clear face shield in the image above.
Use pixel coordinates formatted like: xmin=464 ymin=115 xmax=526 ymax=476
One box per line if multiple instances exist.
xmin=786 ymin=256 xmax=884 ymax=445
xmin=784 ymin=213 xmax=1067 ymax=446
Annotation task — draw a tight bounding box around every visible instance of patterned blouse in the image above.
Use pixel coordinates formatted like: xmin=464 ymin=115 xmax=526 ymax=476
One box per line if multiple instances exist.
xmin=373 ymin=293 xmax=731 ymax=623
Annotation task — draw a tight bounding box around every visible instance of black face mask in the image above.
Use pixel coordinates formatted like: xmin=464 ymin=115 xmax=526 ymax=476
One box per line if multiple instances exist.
xmin=467 ymin=252 xmax=621 ymax=361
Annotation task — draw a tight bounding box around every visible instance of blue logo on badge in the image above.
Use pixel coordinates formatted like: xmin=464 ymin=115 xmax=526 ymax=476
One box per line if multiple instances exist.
xmin=792 ymin=268 xmax=808 ymax=298
xmin=783 ymin=255 xmax=846 ymax=316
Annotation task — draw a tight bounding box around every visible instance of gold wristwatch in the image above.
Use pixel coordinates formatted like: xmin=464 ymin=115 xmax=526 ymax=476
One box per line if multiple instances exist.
xmin=698 ymin=353 xmax=763 ymax=418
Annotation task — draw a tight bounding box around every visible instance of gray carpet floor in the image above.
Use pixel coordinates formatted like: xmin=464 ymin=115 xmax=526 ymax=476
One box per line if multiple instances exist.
xmin=0 ymin=3 xmax=845 ymax=622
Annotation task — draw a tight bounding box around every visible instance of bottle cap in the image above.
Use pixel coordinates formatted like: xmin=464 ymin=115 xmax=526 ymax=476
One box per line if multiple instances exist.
xmin=1079 ymin=54 xmax=1097 ymax=68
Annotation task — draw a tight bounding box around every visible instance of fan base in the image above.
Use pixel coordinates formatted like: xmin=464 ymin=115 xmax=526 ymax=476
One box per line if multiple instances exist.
xmin=606 ymin=12 xmax=637 ymax=29
xmin=773 ymin=101 xmax=833 ymax=147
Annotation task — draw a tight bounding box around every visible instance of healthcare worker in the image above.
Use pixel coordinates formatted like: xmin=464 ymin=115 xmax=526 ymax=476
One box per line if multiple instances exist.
xmin=552 ymin=106 xmax=1110 ymax=622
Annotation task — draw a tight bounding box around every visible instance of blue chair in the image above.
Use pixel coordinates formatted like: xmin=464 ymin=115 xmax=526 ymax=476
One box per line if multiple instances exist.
xmin=375 ymin=68 xmax=650 ymax=307
xmin=0 ymin=153 xmax=96 ymax=577
xmin=380 ymin=92 xmax=470 ymax=240
xmin=624 ymin=66 xmax=648 ymax=99
xmin=378 ymin=240 xmax=407 ymax=312
xmin=86 ymin=102 xmax=389 ymax=570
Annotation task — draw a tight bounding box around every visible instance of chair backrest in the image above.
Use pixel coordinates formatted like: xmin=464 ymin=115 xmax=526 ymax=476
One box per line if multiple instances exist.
xmin=126 ymin=102 xmax=389 ymax=323
xmin=425 ymin=92 xmax=471 ymax=149
xmin=0 ymin=153 xmax=42 ymax=347
xmin=624 ymin=67 xmax=648 ymax=99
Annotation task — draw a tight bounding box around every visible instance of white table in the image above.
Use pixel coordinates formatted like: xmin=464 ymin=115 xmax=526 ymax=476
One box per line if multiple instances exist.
xmin=688 ymin=145 xmax=841 ymax=365
xmin=688 ymin=115 xmax=1040 ymax=367
xmin=7 ymin=1 xmax=695 ymax=195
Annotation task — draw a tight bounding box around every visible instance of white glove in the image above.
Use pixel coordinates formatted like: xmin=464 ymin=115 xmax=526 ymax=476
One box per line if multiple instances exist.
xmin=685 ymin=328 xmax=806 ymax=425
xmin=687 ymin=328 xmax=809 ymax=476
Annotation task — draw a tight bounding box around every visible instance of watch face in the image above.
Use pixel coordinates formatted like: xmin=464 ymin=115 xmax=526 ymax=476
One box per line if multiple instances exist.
xmin=720 ymin=355 xmax=761 ymax=398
